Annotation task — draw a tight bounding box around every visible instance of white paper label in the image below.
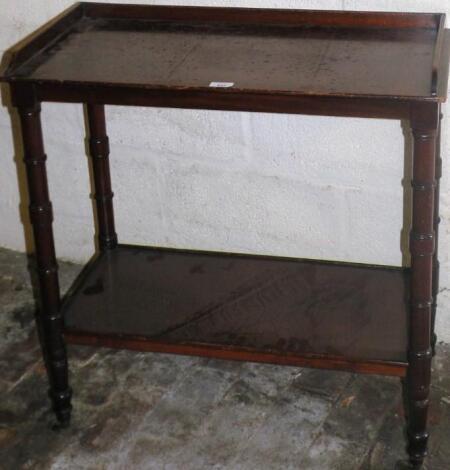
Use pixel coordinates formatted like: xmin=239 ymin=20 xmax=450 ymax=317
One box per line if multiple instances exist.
xmin=209 ymin=81 xmax=235 ymax=88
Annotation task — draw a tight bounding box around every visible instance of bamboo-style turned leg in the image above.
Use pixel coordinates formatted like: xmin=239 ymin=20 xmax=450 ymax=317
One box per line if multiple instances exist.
xmin=86 ymin=104 xmax=117 ymax=250
xmin=431 ymin=110 xmax=442 ymax=357
xmin=18 ymin=102 xmax=72 ymax=426
xmin=407 ymin=103 xmax=439 ymax=468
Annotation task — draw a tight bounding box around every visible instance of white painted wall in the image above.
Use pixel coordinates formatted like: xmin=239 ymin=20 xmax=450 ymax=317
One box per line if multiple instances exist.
xmin=1 ymin=0 xmax=449 ymax=340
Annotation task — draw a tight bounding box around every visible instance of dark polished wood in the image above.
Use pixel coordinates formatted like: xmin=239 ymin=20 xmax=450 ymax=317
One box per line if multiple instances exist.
xmin=38 ymin=84 xmax=414 ymax=121
xmin=86 ymin=104 xmax=117 ymax=250
xmin=431 ymin=110 xmax=443 ymax=356
xmin=16 ymin=95 xmax=72 ymax=427
xmin=15 ymin=20 xmax=440 ymax=98
xmin=0 ymin=4 xmax=447 ymax=103
xmin=407 ymin=102 xmax=439 ymax=468
xmin=432 ymin=15 xmax=447 ymax=95
xmin=66 ymin=332 xmax=406 ymax=378
xmin=84 ymin=3 xmax=439 ymax=29
xmin=62 ymin=245 xmax=409 ymax=376
xmin=0 ymin=3 xmax=449 ymax=467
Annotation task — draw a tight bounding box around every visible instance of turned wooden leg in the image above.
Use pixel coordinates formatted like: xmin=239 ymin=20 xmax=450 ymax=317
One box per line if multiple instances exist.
xmin=18 ymin=101 xmax=72 ymax=427
xmin=406 ymin=103 xmax=439 ymax=468
xmin=86 ymin=104 xmax=117 ymax=250
xmin=431 ymin=110 xmax=442 ymax=357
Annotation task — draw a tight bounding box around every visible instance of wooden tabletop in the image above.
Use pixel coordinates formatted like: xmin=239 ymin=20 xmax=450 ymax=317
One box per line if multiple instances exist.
xmin=1 ymin=3 xmax=449 ymax=103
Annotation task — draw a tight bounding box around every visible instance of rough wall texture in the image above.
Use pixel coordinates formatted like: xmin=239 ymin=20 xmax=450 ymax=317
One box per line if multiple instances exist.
xmin=0 ymin=0 xmax=449 ymax=340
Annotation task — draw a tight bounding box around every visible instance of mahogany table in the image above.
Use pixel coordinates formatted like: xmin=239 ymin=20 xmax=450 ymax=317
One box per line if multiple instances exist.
xmin=1 ymin=3 xmax=449 ymax=467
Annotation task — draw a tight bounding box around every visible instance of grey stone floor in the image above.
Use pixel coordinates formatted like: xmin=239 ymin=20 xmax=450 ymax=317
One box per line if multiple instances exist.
xmin=0 ymin=247 xmax=449 ymax=470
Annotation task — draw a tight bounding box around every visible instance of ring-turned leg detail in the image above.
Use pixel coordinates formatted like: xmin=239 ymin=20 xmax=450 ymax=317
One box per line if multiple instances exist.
xmin=406 ymin=104 xmax=438 ymax=468
xmin=431 ymin=110 xmax=442 ymax=357
xmin=86 ymin=104 xmax=117 ymax=250
xmin=18 ymin=101 xmax=72 ymax=427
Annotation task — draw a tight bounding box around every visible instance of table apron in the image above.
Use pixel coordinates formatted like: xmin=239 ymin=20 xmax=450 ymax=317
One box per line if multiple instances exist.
xmin=25 ymin=82 xmax=419 ymax=120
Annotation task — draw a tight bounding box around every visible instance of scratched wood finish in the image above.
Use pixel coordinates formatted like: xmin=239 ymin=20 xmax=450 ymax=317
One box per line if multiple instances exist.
xmin=13 ymin=19 xmax=438 ymax=99
xmin=407 ymin=102 xmax=439 ymax=467
xmin=0 ymin=4 xmax=449 ymax=468
xmin=62 ymin=245 xmax=409 ymax=375
xmin=6 ymin=18 xmax=440 ymax=100
xmin=16 ymin=99 xmax=72 ymax=427
xmin=0 ymin=4 xmax=447 ymax=103
xmin=86 ymin=104 xmax=117 ymax=250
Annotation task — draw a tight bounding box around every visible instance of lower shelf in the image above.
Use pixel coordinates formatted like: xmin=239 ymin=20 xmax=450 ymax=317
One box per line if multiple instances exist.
xmin=62 ymin=244 xmax=409 ymax=376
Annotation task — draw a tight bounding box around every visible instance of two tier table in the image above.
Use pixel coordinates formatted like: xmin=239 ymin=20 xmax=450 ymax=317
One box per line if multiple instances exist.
xmin=1 ymin=3 xmax=449 ymax=468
